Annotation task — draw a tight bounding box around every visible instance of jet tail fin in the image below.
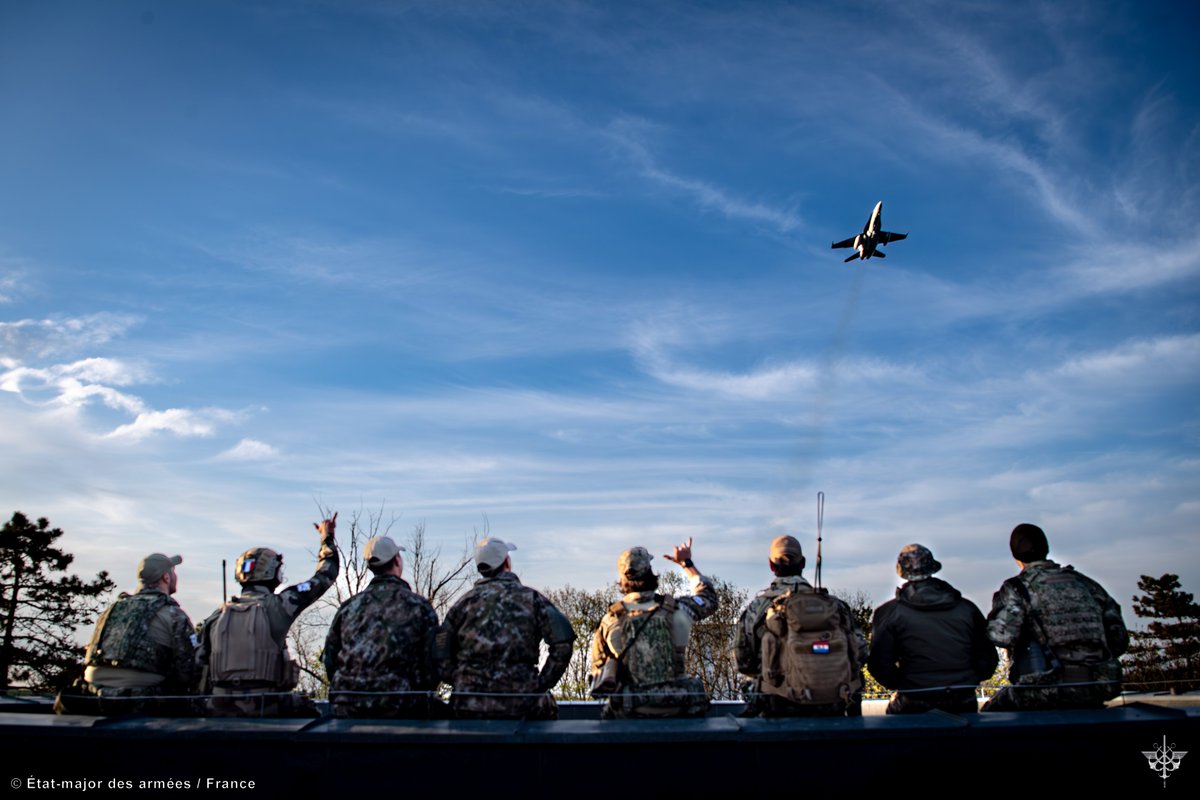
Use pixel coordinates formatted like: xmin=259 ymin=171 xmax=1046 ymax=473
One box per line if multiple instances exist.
xmin=872 ymin=250 xmax=886 ymax=259
xmin=843 ymin=252 xmax=860 ymax=263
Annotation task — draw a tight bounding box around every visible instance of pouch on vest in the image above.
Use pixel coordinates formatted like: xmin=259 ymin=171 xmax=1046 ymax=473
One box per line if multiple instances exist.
xmin=759 ymin=588 xmax=854 ymax=707
xmin=210 ymin=597 xmax=288 ymax=687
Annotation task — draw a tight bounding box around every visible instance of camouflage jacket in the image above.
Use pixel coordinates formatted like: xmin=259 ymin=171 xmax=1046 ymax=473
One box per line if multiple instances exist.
xmin=324 ymin=575 xmax=439 ymax=711
xmin=734 ymin=575 xmax=867 ymax=679
xmin=987 ymin=560 xmax=1128 ymax=680
xmin=196 ymin=532 xmax=339 ymax=686
xmin=590 ymin=572 xmax=719 ymax=686
xmin=437 ymin=571 xmax=574 ymax=712
xmin=84 ymin=587 xmax=198 ymax=692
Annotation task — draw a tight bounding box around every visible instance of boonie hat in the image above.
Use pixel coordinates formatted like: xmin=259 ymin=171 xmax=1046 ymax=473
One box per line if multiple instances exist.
xmin=896 ymin=543 xmax=942 ymax=580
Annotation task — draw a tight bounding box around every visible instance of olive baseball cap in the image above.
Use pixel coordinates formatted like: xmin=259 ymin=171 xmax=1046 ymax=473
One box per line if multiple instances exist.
xmin=138 ymin=553 xmax=182 ymax=585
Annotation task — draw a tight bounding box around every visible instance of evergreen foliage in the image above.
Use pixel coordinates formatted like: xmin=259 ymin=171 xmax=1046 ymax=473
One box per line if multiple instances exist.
xmin=0 ymin=512 xmax=115 ymax=692
xmin=1124 ymin=573 xmax=1200 ymax=694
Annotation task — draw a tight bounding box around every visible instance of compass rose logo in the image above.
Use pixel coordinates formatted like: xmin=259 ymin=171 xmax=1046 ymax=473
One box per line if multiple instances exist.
xmin=1143 ymin=734 xmax=1187 ymax=787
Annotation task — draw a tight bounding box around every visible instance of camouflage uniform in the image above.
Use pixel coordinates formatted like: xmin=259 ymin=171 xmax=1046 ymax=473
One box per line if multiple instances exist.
xmin=196 ymin=532 xmax=339 ymax=717
xmin=591 ymin=572 xmax=718 ymax=719
xmin=324 ymin=574 xmax=440 ymax=718
xmin=437 ymin=571 xmax=574 ymax=719
xmin=735 ymin=575 xmax=868 ymax=717
xmin=58 ymin=587 xmax=198 ymax=716
xmin=984 ymin=560 xmax=1128 ymax=711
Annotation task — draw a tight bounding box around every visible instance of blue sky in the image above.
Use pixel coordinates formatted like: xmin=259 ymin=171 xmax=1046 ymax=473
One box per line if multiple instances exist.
xmin=1 ymin=0 xmax=1197 ymax=625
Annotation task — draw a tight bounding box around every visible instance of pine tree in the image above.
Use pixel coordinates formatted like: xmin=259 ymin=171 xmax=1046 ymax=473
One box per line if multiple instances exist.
xmin=0 ymin=512 xmax=115 ymax=692
xmin=1125 ymin=574 xmax=1200 ymax=694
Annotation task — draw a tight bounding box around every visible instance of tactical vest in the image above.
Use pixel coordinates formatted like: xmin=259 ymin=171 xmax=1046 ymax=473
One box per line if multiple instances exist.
xmin=759 ymin=586 xmax=855 ymax=707
xmin=1015 ymin=566 xmax=1112 ymax=668
xmin=608 ymin=595 xmax=682 ymax=686
xmin=86 ymin=592 xmax=172 ymax=674
xmin=209 ymin=595 xmax=293 ymax=688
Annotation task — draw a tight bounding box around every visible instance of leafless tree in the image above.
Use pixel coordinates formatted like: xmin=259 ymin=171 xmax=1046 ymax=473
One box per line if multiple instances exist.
xmin=287 ymin=502 xmax=477 ymax=697
xmin=542 ymin=583 xmax=621 ymax=700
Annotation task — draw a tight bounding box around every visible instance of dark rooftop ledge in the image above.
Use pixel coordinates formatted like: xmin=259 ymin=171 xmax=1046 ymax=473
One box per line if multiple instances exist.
xmin=3 ymin=701 xmax=1198 ymax=793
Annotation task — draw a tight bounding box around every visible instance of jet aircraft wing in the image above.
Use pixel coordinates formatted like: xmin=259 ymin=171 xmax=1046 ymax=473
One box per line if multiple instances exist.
xmin=831 ymin=237 xmax=856 ymax=249
xmin=878 ymin=231 xmax=907 ymax=245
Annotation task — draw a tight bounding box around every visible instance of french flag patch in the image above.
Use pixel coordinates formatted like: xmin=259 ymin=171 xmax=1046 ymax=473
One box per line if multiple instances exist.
xmin=812 ymin=641 xmax=831 ymax=654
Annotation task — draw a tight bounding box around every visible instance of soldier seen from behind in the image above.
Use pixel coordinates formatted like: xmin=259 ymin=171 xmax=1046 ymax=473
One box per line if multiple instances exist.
xmin=56 ymin=553 xmax=197 ymax=716
xmin=869 ymin=543 xmax=997 ymax=714
xmin=589 ymin=538 xmax=718 ymax=719
xmin=983 ymin=523 xmax=1128 ymax=711
xmin=324 ymin=535 xmax=442 ymax=718
xmin=735 ymin=535 xmax=867 ymax=717
xmin=196 ymin=514 xmax=340 ymax=717
xmin=436 ymin=537 xmax=575 ymax=719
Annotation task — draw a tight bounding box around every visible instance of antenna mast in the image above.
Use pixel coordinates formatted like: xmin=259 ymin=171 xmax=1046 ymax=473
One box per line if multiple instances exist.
xmin=815 ymin=491 xmax=824 ymax=591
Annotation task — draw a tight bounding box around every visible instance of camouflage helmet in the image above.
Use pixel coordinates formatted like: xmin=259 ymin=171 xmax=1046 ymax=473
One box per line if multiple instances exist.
xmin=235 ymin=547 xmax=283 ymax=585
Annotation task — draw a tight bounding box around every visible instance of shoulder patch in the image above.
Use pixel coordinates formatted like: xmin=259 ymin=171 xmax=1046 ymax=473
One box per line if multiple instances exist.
xmin=693 ymin=597 xmax=706 ymax=607
xmin=295 ymin=581 xmax=312 ymax=592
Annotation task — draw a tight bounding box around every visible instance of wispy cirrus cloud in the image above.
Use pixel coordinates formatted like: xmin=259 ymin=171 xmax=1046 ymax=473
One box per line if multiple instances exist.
xmin=605 ymin=118 xmax=804 ymax=234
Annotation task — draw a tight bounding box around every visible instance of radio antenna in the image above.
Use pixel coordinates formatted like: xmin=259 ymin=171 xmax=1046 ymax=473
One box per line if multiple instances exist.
xmin=815 ymin=492 xmax=824 ymax=591
xmin=221 ymin=558 xmax=228 ymax=604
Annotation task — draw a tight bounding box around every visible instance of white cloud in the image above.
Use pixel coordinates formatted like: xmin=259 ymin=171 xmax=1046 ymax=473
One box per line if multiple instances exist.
xmin=217 ymin=438 xmax=281 ymax=461
xmin=106 ymin=408 xmax=238 ymax=441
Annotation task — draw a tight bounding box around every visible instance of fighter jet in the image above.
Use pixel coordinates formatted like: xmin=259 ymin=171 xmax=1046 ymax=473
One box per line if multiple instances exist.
xmin=831 ymin=201 xmax=907 ymax=262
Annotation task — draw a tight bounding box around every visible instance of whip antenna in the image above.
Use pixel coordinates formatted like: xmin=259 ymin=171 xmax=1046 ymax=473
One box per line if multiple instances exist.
xmin=222 ymin=558 xmax=228 ymax=604
xmin=815 ymin=491 xmax=824 ymax=591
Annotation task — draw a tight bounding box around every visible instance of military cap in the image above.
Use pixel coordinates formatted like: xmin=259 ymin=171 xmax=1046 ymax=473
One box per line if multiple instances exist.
xmin=769 ymin=535 xmax=804 ymax=567
xmin=617 ymin=546 xmax=654 ymax=579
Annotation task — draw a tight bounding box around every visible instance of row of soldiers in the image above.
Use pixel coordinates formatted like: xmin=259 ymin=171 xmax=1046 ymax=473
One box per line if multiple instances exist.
xmin=56 ymin=514 xmax=1129 ymax=719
